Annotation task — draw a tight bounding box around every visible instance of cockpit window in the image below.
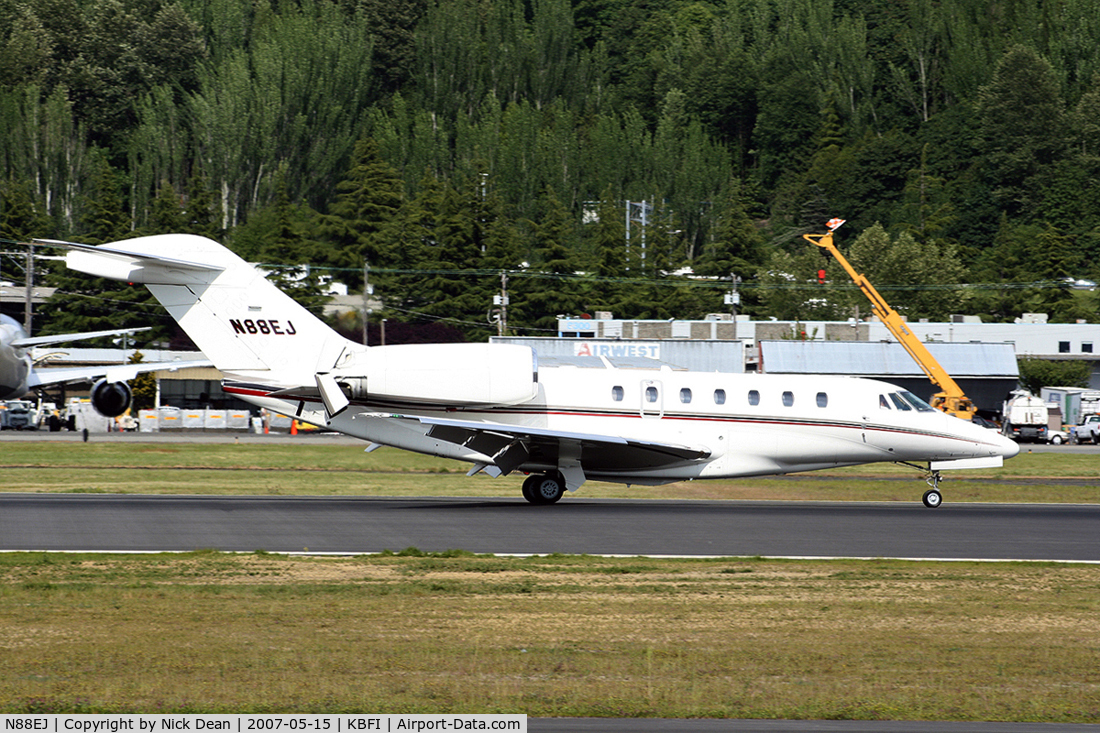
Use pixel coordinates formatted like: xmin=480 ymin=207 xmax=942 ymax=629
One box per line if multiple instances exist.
xmin=889 ymin=393 xmax=912 ymax=411
xmin=879 ymin=394 xmax=890 ymax=409
xmin=899 ymin=391 xmax=935 ymax=412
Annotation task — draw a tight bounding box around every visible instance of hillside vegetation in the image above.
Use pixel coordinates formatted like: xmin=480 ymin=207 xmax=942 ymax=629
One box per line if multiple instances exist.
xmin=2 ymin=0 xmax=1100 ymax=341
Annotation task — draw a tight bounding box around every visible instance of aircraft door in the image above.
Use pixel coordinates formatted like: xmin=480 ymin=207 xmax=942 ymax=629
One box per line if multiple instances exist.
xmin=640 ymin=379 xmax=664 ymax=419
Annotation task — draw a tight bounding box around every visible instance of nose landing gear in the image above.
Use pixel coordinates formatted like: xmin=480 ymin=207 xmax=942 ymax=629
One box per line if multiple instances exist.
xmin=899 ymin=462 xmax=944 ymax=509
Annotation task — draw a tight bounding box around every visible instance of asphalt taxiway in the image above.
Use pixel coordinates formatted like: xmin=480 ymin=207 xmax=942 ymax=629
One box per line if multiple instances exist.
xmin=1 ymin=493 xmax=1098 ymax=561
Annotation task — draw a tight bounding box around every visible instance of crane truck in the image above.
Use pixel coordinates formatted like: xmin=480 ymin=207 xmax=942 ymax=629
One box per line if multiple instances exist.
xmin=803 ymin=219 xmax=977 ymax=421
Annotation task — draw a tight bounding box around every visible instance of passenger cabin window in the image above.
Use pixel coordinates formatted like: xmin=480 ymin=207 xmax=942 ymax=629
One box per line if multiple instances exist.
xmin=816 ymin=392 xmax=828 ymax=408
xmin=680 ymin=388 xmax=692 ymax=404
xmin=782 ymin=391 xmax=794 ymax=407
xmin=747 ymin=390 xmax=760 ymax=406
xmin=645 ymin=386 xmax=658 ymax=403
xmin=714 ymin=389 xmax=726 ymax=405
xmin=612 ymin=386 xmax=624 ymax=402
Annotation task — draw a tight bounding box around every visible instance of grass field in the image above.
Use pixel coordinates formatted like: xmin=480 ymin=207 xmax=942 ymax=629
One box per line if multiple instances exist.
xmin=1 ymin=437 xmax=1098 ymax=720
xmin=2 ymin=552 xmax=1099 ymax=721
xmin=0 ymin=439 xmax=1098 ymax=503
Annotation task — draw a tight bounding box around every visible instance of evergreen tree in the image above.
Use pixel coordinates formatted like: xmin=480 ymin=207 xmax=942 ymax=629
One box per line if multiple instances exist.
xmin=183 ymin=174 xmax=220 ymax=240
xmin=81 ymin=153 xmax=129 ymax=244
xmin=694 ymin=180 xmax=764 ymax=279
xmin=584 ymin=188 xmax=626 ymax=315
xmin=147 ymin=181 xmax=186 ymax=234
xmin=977 ymin=45 xmax=1067 ymax=214
xmin=1029 ymin=224 xmax=1079 ymax=321
xmin=0 ymin=177 xmax=51 ymax=241
xmin=318 ymin=138 xmax=405 ymax=289
xmin=231 ymin=167 xmax=330 ymax=315
xmin=414 ymin=179 xmax=494 ymax=338
xmin=516 ymin=186 xmax=583 ymax=333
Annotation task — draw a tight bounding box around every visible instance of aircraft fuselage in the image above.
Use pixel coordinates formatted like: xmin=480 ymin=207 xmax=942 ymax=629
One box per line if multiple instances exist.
xmin=0 ymin=315 xmax=32 ymax=400
xmin=227 ymin=365 xmax=1017 ymax=486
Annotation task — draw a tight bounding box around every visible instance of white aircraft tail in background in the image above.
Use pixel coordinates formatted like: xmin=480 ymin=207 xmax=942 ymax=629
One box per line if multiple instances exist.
xmin=0 ymin=312 xmax=209 ymax=417
xmin=57 ymin=234 xmax=1019 ymax=508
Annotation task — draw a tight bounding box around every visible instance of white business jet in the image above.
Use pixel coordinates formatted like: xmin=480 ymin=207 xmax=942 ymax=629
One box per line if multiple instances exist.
xmin=0 ymin=313 xmax=209 ymax=418
xmin=53 ymin=234 xmax=1018 ymax=507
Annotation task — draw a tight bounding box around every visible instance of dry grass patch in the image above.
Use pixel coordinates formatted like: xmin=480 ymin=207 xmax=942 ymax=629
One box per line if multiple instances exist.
xmin=1 ymin=552 xmax=1098 ymax=721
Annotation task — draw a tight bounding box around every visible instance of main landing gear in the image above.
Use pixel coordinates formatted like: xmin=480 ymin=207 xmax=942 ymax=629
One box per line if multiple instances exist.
xmin=899 ymin=462 xmax=944 ymax=508
xmin=521 ymin=473 xmax=565 ymax=505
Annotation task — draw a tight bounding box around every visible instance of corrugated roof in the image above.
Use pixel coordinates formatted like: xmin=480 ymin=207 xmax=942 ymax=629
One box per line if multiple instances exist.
xmin=760 ymin=341 xmax=1018 ymax=378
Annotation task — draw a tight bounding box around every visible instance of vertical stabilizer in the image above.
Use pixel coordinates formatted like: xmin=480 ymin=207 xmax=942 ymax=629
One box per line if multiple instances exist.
xmin=64 ymin=234 xmax=354 ymax=383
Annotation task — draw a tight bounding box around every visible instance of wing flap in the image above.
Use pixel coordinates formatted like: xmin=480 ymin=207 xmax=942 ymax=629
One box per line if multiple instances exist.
xmin=416 ymin=415 xmax=710 ymax=474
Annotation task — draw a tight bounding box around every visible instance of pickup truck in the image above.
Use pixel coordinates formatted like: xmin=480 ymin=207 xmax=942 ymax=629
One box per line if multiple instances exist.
xmin=1072 ymin=414 xmax=1100 ymax=444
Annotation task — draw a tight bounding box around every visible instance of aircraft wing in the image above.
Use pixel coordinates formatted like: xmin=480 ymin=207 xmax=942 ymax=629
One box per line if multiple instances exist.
xmin=26 ymin=359 xmax=214 ymax=390
xmin=410 ymin=414 xmax=711 ymax=477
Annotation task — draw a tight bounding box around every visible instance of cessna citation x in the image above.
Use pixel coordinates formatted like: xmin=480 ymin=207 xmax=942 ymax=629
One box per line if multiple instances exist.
xmin=51 ymin=234 xmax=1019 ymax=507
xmin=0 ymin=313 xmax=209 ymax=418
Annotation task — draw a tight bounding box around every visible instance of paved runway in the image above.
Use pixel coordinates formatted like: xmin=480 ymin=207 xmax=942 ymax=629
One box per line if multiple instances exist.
xmin=2 ymin=494 xmax=1098 ymax=561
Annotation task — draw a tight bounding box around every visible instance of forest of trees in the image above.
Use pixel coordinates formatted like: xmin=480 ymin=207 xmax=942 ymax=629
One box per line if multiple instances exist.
xmin=2 ymin=0 xmax=1100 ymax=344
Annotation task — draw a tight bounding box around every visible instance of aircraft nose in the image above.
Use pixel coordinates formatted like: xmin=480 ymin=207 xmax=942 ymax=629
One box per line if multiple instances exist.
xmin=997 ymin=433 xmax=1020 ymax=460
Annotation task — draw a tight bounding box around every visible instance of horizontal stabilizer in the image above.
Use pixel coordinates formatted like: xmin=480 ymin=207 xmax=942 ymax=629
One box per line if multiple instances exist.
xmin=26 ymin=359 xmax=213 ymax=390
xmin=39 ymin=239 xmax=225 ymax=283
xmin=14 ymin=326 xmax=151 ymax=349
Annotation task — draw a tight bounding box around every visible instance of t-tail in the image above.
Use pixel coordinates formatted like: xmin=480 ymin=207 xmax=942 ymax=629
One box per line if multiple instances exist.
xmin=59 ymin=234 xmax=353 ymax=386
xmin=56 ymin=234 xmax=540 ymax=413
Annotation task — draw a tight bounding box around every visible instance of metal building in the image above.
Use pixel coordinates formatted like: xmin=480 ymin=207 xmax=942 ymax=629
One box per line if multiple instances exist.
xmin=758 ymin=341 xmax=1019 ymax=413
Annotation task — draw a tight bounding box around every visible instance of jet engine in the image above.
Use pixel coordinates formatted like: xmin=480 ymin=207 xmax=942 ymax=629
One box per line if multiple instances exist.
xmin=330 ymin=343 xmax=538 ymax=407
xmin=90 ymin=378 xmax=132 ymax=417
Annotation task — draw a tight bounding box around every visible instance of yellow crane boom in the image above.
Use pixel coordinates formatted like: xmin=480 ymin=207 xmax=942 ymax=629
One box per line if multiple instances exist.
xmin=803 ymin=220 xmax=976 ymax=420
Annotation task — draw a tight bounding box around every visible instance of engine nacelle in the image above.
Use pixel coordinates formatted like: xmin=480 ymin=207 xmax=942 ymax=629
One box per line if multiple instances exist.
xmin=90 ymin=379 xmax=132 ymax=417
xmin=332 ymin=343 xmax=538 ymax=406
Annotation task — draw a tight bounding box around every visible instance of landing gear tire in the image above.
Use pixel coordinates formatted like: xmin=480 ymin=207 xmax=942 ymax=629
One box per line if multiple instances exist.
xmin=521 ymin=475 xmax=539 ymax=503
xmin=922 ymin=488 xmax=943 ymax=509
xmin=522 ymin=473 xmax=565 ymax=505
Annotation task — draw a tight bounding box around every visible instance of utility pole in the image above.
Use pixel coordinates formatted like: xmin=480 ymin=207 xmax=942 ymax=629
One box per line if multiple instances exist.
xmin=24 ymin=242 xmax=34 ymax=336
xmin=724 ymin=273 xmax=741 ymax=341
xmin=362 ymin=260 xmax=372 ymax=346
xmin=493 ymin=272 xmax=509 ymax=337
xmin=625 ymin=199 xmax=651 ymax=270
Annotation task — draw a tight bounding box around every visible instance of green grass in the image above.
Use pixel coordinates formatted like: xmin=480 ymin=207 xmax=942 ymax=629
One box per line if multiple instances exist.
xmin=0 ymin=439 xmax=1097 ymax=503
xmin=1 ymin=552 xmax=1098 ymax=720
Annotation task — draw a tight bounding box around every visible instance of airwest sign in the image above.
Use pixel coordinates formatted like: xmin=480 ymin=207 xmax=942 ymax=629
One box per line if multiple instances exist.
xmin=573 ymin=342 xmax=660 ymax=359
